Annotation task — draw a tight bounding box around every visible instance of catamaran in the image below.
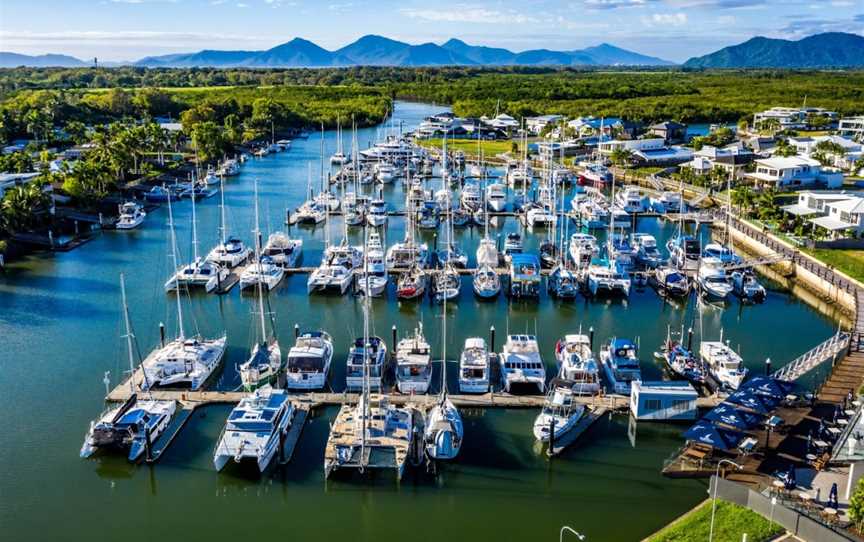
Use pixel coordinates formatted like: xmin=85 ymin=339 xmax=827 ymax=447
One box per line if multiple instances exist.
xmin=600 ymin=338 xmax=641 ymax=395
xmin=285 ymin=331 xmax=334 ymax=390
xmin=500 ymin=334 xmax=546 ymax=394
xmin=239 ymin=181 xmax=285 ymax=291
xmin=459 ymin=337 xmax=490 ymax=393
xmin=206 ymin=175 xmax=252 ymax=268
xmin=395 ymin=323 xmax=433 ymax=394
xmin=80 ymin=275 xmax=177 ymax=462
xmin=213 ymin=385 xmax=295 ymax=473
xmin=164 ymin=191 xmax=229 ymax=294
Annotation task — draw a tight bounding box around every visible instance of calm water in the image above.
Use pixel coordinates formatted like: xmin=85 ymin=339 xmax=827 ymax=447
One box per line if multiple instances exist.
xmin=0 ymin=102 xmax=838 ymax=541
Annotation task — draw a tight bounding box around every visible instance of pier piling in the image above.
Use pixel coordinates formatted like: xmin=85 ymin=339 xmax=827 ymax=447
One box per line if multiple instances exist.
xmin=687 ymin=328 xmax=693 ymax=351
xmin=589 ymin=327 xmax=595 ymax=351
xmin=159 ymin=322 xmax=165 ymax=347
xmin=765 ymin=358 xmax=772 ymax=376
xmin=392 ymin=325 xmax=397 ymax=356
xmin=489 ymin=326 xmax=496 ymax=353
xmin=294 ymin=323 xmax=300 ymax=339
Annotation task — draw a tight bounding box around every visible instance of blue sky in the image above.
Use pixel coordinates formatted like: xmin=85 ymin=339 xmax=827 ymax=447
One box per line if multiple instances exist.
xmin=0 ymin=0 xmax=861 ymax=63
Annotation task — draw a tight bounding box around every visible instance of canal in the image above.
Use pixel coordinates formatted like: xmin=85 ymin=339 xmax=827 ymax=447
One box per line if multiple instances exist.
xmin=0 ymin=101 xmax=840 ymax=541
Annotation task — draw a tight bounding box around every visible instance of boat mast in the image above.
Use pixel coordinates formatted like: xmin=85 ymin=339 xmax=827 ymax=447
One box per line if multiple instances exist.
xmin=253 ymin=178 xmax=267 ymax=342
xmin=441 ymin=274 xmax=448 ymax=403
xmin=360 ymin=225 xmax=370 ymax=464
xmin=218 ymin=173 xmax=227 ymax=245
xmin=319 ymin=122 xmax=326 ymax=195
xmin=120 ymin=273 xmax=136 ymax=394
xmin=191 ymin=175 xmax=199 ymax=262
xmin=167 ymin=194 xmax=185 ymax=340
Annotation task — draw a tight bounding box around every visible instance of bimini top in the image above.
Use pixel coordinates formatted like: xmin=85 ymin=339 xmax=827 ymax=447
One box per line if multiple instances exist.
xmin=510 ymin=254 xmax=541 ymax=281
xmin=610 ymin=338 xmax=637 ymax=351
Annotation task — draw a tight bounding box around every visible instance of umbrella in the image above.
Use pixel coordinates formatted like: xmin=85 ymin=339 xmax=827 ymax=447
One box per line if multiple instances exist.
xmin=704 ymin=403 xmax=764 ymax=430
xmin=742 ymin=376 xmax=796 ymax=400
xmin=829 ymin=482 xmax=839 ymax=509
xmin=682 ymin=420 xmax=747 ymax=452
xmin=727 ymin=388 xmax=780 ymax=415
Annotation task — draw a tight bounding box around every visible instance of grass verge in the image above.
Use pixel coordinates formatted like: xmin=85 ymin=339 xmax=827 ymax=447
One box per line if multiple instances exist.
xmin=647 ymin=500 xmax=784 ymax=542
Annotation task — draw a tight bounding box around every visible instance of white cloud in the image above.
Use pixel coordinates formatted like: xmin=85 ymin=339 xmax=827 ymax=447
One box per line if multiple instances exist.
xmin=579 ymin=0 xmax=649 ymax=9
xmin=400 ymin=6 xmax=536 ymax=24
xmin=641 ymin=12 xmax=688 ymax=27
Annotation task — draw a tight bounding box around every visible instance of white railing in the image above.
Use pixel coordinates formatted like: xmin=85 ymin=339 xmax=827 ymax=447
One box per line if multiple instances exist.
xmin=772 ymin=331 xmax=850 ymax=382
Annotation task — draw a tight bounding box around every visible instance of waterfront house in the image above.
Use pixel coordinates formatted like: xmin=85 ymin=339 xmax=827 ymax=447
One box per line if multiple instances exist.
xmin=526 ymin=115 xmax=564 ymax=135
xmin=753 ymin=106 xmax=838 ymax=131
xmin=782 ymin=191 xmax=864 ymax=238
xmin=483 ymin=113 xmax=519 ymax=131
xmin=566 ymin=116 xmax=639 ymax=138
xmin=684 ymin=145 xmax=755 ymax=179
xmin=0 ymin=172 xmax=44 ymax=198
xmin=599 ymin=138 xmax=692 ymax=165
xmin=790 ymin=135 xmax=862 ymax=172
xmin=839 ymin=116 xmax=864 ymax=141
xmin=630 ymin=381 xmax=698 ymax=421
xmin=745 ymin=156 xmax=843 ymax=189
xmin=648 ymin=121 xmax=687 ymax=144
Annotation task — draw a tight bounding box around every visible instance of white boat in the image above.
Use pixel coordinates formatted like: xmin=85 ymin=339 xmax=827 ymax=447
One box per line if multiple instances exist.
xmin=285 ymin=331 xmax=333 ymax=390
xmin=395 ymin=323 xmax=432 ymax=394
xmin=615 ymin=187 xmax=645 ymax=213
xmin=472 ymin=265 xmax=501 ymax=299
xmin=163 ymin=194 xmax=229 ymax=293
xmin=568 ymin=233 xmax=597 ymax=270
xmin=203 ymin=168 xmax=220 ymax=186
xmin=262 ymin=232 xmax=302 ymax=268
xmin=522 ymin=202 xmax=557 ymax=229
xmin=356 ymin=231 xmax=388 ymax=297
xmin=396 ymin=264 xmax=427 ymax=300
xmin=315 ymin=191 xmax=340 ymax=212
xmin=696 ymin=257 xmax=734 ymax=301
xmin=632 ymin=233 xmax=664 ymax=269
xmin=295 ymin=200 xmax=327 ymax=224
xmin=345 ymin=336 xmax=387 ymax=391
xmin=240 ymin=256 xmax=285 ymax=291
xmin=460 ymin=183 xmax=483 ymax=211
xmin=476 ymin=237 xmax=499 ymax=268
xmin=208 ymin=237 xmax=252 ymax=269
xmin=578 ymin=163 xmax=612 ymax=187
xmin=324 ymin=242 xmax=363 ymax=271
xmin=500 ymin=334 xmax=546 ymax=394
xmin=555 ymin=334 xmax=601 ymax=395
xmin=703 ymin=243 xmax=742 ymax=266
xmin=667 ymin=235 xmax=701 ymax=271
xmin=608 ymin=232 xmax=637 ymax=272
xmin=386 ymin=240 xmax=428 ymax=270
xmin=115 ymin=201 xmax=146 ymax=230
xmin=437 ymin=243 xmax=468 ymax=268
xmin=81 ymin=395 xmax=176 ymax=461
xmin=374 ymin=161 xmax=397 ymax=183
xmin=651 ymin=191 xmax=684 ymax=214
xmin=532 ymin=383 xmax=586 ymax=443
xmin=424 ymin=286 xmax=463 ymax=461
xmin=600 ymin=338 xmax=641 ymax=395
xmin=330 ymin=152 xmax=350 ymax=165
xmin=700 ymin=340 xmax=748 ymax=390
xmin=502 ymin=232 xmax=523 ymax=262
xmin=459 ymin=338 xmax=490 ymax=393
xmin=486 ymin=182 xmax=507 ymax=211
xmin=731 ymin=269 xmax=767 ymax=303
xmin=578 ymin=198 xmax=610 ymax=229
xmin=366 ymin=199 xmax=388 ymax=227
xmin=586 ymin=264 xmax=630 ymax=297
xmin=433 ymin=264 xmax=461 ymax=303
xmin=213 ymin=386 xmax=295 ymax=472
xmin=218 ymin=159 xmax=241 ymax=177
xmin=611 ymin=206 xmax=631 ymax=229
xmin=307 ymin=264 xmax=353 ymax=295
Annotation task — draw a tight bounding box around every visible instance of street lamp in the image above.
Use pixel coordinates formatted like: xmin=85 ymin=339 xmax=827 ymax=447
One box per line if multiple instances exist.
xmin=560 ymin=526 xmax=585 ymax=542
xmin=709 ymin=459 xmax=742 ymax=542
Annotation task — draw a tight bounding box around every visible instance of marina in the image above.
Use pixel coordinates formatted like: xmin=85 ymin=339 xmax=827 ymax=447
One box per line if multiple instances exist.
xmin=1 ymin=101 xmax=856 ymax=541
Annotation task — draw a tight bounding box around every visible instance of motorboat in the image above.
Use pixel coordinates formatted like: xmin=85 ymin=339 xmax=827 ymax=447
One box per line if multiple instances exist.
xmin=330 ymin=151 xmax=350 ymax=165
xmin=548 ymin=265 xmax=579 ymax=299
xmin=632 ymin=233 xmax=664 ymax=269
xmin=395 ymin=323 xmax=433 ymax=394
xmin=213 ymin=386 xmax=295 ymax=472
xmin=345 ymin=336 xmax=387 ymax=391
xmin=703 ymin=243 xmax=742 ymax=266
xmin=115 ymin=202 xmax=146 ymax=230
xmin=461 ymin=183 xmax=483 ymax=211
xmin=696 ymin=257 xmax=734 ymax=301
xmin=144 ymin=185 xmax=171 ymax=203
xmin=81 ymin=395 xmax=177 ymax=461
xmin=651 ymin=191 xmax=684 ymax=214
xmin=667 ymin=235 xmax=701 ymax=271
xmin=203 ymin=168 xmax=220 ymax=186
xmin=539 ymin=240 xmax=560 ymax=269
xmin=532 ymin=382 xmax=586 ymax=443
xmin=459 ymin=338 xmax=490 ymax=393
xmin=472 ymin=265 xmax=501 ymax=299
xmin=396 ymin=265 xmax=427 ymax=300
xmin=356 ymin=232 xmax=388 ymax=297
xmin=521 ymin=203 xmax=556 ymax=229
xmin=451 ymin=207 xmax=472 ymax=227
xmin=578 ymin=163 xmax=612 ymax=187
xmin=656 ymin=332 xmax=706 ymax=387
xmin=578 ymin=198 xmax=609 ymax=229
xmin=417 ymin=203 xmax=440 ymax=230
xmin=285 ymin=331 xmax=333 ymax=390
xmin=218 ymin=159 xmax=241 ymax=177
xmin=262 ymin=232 xmax=302 ymax=268
xmin=502 ymin=232 xmax=523 ymax=262
xmin=432 ymin=265 xmax=461 ymax=303
xmin=608 ymin=232 xmax=637 ymax=272
xmin=555 ymin=334 xmax=600 ymax=395
xmin=499 ymin=334 xmax=546 ymax=393
xmin=611 ymin=206 xmax=631 ymax=230
xmin=366 ymin=199 xmax=388 ymax=227
xmin=508 ymin=254 xmax=542 ymax=299
xmin=700 ymin=340 xmax=748 ymax=390
xmin=731 ymin=268 xmax=767 ymax=303
xmin=650 ymin=266 xmax=690 ymax=298
xmin=600 ymin=338 xmax=641 ymax=395
xmin=374 ymin=161 xmax=397 ymax=183
xmin=614 ymin=187 xmax=645 ymax=213
xmin=586 ymin=264 xmax=630 ymax=297
xmin=568 ymin=233 xmax=597 ymax=270
xmin=486 ymin=182 xmax=507 ymax=212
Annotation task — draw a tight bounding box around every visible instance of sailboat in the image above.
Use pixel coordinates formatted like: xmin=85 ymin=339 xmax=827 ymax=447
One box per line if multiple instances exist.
xmin=240 ymin=180 xmax=285 ymax=291
xmin=330 ymin=119 xmax=350 ymax=165
xmin=146 ymin=194 xmax=227 ymax=390
xmin=548 ymin=180 xmax=579 ymax=300
xmin=80 ymin=274 xmax=177 ymax=461
xmin=433 ymin=199 xmax=461 ymax=303
xmin=424 ymin=290 xmax=464 ymax=461
xmin=206 ymin=175 xmax=252 ymax=269
xmin=238 ymin=212 xmax=282 ymax=391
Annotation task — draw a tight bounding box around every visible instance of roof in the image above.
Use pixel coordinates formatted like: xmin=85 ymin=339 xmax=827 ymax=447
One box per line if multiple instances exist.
xmin=828 ymin=197 xmax=864 ymax=213
xmin=714 ymin=154 xmax=754 ymax=166
xmin=650 ymin=121 xmax=687 ymax=130
xmin=756 ymin=156 xmax=820 ymax=169
xmin=781 ymin=204 xmax=821 ymax=216
xmin=509 ymin=253 xmax=540 ymax=266
xmin=634 ymin=381 xmax=698 ymax=396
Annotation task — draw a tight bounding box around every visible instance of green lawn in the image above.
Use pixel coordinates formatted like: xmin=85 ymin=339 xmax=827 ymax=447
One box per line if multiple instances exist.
xmin=647 ymin=500 xmax=784 ymax=542
xmin=419 ymin=138 xmax=515 ymax=158
xmin=805 ymin=248 xmax=864 ymax=283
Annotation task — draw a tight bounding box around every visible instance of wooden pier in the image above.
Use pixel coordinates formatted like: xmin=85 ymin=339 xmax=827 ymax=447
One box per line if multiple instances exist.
xmin=548 ymin=406 xmax=609 ymax=456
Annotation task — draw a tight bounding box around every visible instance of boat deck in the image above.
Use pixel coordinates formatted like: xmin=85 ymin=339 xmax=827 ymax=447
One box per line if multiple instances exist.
xmin=548 ymin=406 xmax=608 ymax=456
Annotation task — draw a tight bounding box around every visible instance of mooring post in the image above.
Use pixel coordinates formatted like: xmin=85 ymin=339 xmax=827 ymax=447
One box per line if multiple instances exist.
xmin=144 ymin=423 xmax=153 ymax=463
xmin=589 ymin=327 xmax=595 ymax=351
xmin=687 ymin=327 xmax=694 ymax=351
xmin=549 ymin=418 xmax=556 ymax=457
xmin=489 ymin=325 xmax=496 ymax=353
xmin=279 ymin=427 xmax=286 ymax=464
xmin=392 ymin=325 xmax=397 ymax=357
xmin=294 ymin=323 xmax=300 ymax=339
xmin=765 ymin=358 xmax=772 ymax=376
xmin=159 ymin=322 xmax=166 ymax=347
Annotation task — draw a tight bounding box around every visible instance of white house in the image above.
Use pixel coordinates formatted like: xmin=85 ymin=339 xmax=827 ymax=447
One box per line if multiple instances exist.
xmin=483 ymin=113 xmax=519 ymax=131
xmin=630 ymin=381 xmax=698 ymax=421
xmin=525 ymin=115 xmax=564 ymax=135
xmin=839 ymin=116 xmax=864 ymax=141
xmin=684 ymin=144 xmax=755 ymax=179
xmin=753 ymin=106 xmax=838 ymax=130
xmin=782 ymin=191 xmax=864 ymax=238
xmin=790 ymin=135 xmax=862 ymax=172
xmin=0 ymin=172 xmax=44 ymax=199
xmin=598 ymin=138 xmax=665 ymax=155
xmin=599 ymin=138 xmax=692 ymax=165
xmin=746 ymin=155 xmax=843 ymax=189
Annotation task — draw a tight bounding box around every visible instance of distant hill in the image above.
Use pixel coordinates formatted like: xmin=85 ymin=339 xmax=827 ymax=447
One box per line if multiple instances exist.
xmin=132 ymin=35 xmax=674 ymax=68
xmin=0 ymin=52 xmax=87 ymax=68
xmin=684 ymin=32 xmax=864 ymax=68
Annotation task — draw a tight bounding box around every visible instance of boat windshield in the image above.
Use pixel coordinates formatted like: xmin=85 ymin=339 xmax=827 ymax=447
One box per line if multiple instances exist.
xmin=287 ymin=356 xmax=325 ymax=371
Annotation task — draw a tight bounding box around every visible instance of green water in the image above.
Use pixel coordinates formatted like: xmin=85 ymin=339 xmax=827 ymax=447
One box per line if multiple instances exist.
xmin=0 ymin=102 xmax=839 ymax=541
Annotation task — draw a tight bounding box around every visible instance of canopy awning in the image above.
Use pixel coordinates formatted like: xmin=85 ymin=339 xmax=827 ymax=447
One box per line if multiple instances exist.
xmin=808 ymin=216 xmax=856 ymax=231
xmin=781 ymin=204 xmax=821 ymax=217
xmin=704 ymin=403 xmax=764 ymax=430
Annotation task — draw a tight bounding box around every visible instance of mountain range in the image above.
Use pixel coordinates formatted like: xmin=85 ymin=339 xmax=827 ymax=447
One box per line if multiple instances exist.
xmin=683 ymin=32 xmax=864 ymax=68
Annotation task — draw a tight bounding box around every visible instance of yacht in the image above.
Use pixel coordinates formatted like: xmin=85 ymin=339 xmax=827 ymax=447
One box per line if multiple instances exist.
xmin=703 ymin=243 xmax=742 ymax=266
xmin=568 ymin=233 xmax=597 ymax=270
xmin=632 ymin=233 xmax=664 ymax=269
xmin=502 ymin=232 xmax=523 ymax=262
xmin=437 ymin=243 xmax=468 ymax=268
xmin=499 ymin=335 xmax=546 ymax=394
xmin=285 ymin=331 xmax=333 ymax=390
xmin=218 ymin=158 xmax=241 ymax=177
xmin=432 ymin=265 xmax=461 ymax=303
xmin=366 ymin=199 xmax=388 ymax=227
xmin=115 ymin=202 xmax=146 ymax=230
xmin=611 ymin=206 xmax=631 ymax=230
xmin=472 ymin=265 xmax=501 ymax=299
xmin=163 ymin=194 xmax=229 ymax=294
xmin=315 ymin=191 xmax=340 ymax=212
xmin=615 ymin=187 xmax=645 ymax=213
xmin=307 ymin=263 xmax=353 ymax=295
xmin=345 ymin=336 xmax=387 ymax=391
xmin=144 ymin=185 xmax=171 ymax=203
xmin=650 ymin=266 xmax=690 ymax=298
xmin=508 ymin=254 xmax=542 ymax=299
xmin=522 ymin=203 xmax=556 ymax=229
xmin=600 ymin=338 xmax=641 ymax=395
xmin=356 ymin=231 xmax=388 ymax=297
xmin=696 ymin=257 xmax=734 ymax=301
xmin=331 ymin=152 xmax=350 ymax=165
xmin=417 ymin=203 xmax=440 ymax=230
xmin=386 ymin=239 xmax=429 ymax=270
xmin=656 ymin=331 xmax=706 ymax=388
xmin=424 ymin=291 xmax=464 ymax=461
xmin=486 ymin=182 xmax=507 ymax=212
xmin=555 ymin=334 xmax=601 ymax=395
xmin=586 ymin=264 xmax=631 ymax=297
xmin=324 ymin=242 xmax=363 ymax=271
xmin=578 ymin=163 xmax=612 ymax=187
xmin=578 ymin=198 xmax=610 ymax=229
xmin=548 ymin=265 xmax=579 ymax=299
xmin=208 ymin=237 xmax=252 ymax=269
xmin=396 ymin=264 xmax=427 ymax=300
xmin=395 ymin=324 xmax=433 ymax=394
xmin=374 ymin=161 xmax=397 ymax=183
xmin=459 ymin=338 xmax=490 ymax=393
xmin=461 ymin=183 xmax=483 ymax=211
xmin=262 ymin=232 xmax=302 ymax=268
xmin=81 ymin=396 xmax=176 ymax=461
xmin=239 ymin=256 xmax=285 ymax=291
xmin=608 ymin=232 xmax=637 ymax=272
xmin=731 ymin=269 xmax=767 ymax=303
xmin=213 ymin=386 xmax=295 ymax=472
xmin=294 ymin=200 xmax=327 ymax=224
xmin=651 ymin=191 xmax=684 ymax=214
xmin=532 ymin=383 xmax=586 ymax=443
xmin=667 ymin=235 xmax=701 ymax=271
xmin=203 ymin=168 xmax=220 ymax=186
xmin=700 ymin=340 xmax=748 ymax=390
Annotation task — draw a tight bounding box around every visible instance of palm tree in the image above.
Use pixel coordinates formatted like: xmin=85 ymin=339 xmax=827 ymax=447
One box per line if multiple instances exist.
xmin=610 ymin=147 xmax=634 ymax=167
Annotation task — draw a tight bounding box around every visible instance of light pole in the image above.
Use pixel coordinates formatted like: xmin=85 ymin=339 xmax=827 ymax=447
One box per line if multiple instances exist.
xmin=709 ymin=459 xmax=742 ymax=542
xmin=560 ymin=526 xmax=585 ymax=542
